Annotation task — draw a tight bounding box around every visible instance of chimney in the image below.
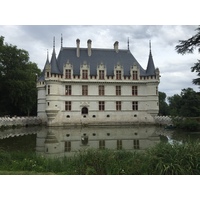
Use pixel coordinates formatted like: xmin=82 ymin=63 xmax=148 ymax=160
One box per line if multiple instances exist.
xmin=87 ymin=39 xmax=92 ymax=56
xmin=76 ymin=39 xmax=80 ymax=57
xmin=114 ymin=41 xmax=119 ymax=53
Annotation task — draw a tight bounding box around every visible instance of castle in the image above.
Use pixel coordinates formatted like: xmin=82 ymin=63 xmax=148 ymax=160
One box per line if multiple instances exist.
xmin=37 ymin=37 xmax=160 ymax=126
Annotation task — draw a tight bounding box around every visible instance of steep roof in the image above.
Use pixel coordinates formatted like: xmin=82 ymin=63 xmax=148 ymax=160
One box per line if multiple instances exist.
xmin=57 ymin=48 xmax=146 ymax=76
xmin=38 ymin=41 xmax=157 ymax=81
xmin=146 ymin=49 xmax=156 ymax=76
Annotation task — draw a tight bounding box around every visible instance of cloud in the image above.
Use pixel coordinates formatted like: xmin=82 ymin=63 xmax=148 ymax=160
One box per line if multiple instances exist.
xmin=0 ymin=25 xmax=199 ymax=98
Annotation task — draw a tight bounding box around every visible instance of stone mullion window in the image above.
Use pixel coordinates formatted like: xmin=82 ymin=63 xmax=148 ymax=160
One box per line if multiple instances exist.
xmin=116 ymin=70 xmax=122 ymax=80
xmin=65 ymin=101 xmax=71 ymax=111
xmin=82 ymin=85 xmax=88 ymax=96
xmin=132 ymin=71 xmax=138 ymax=80
xmin=116 ymin=101 xmax=121 ymax=111
xmin=99 ymin=70 xmax=105 ymax=79
xmin=99 ymin=85 xmax=105 ymax=96
xmin=99 ymin=101 xmax=105 ymax=111
xmin=82 ymin=70 xmax=88 ymax=79
xmin=132 ymin=86 xmax=138 ymax=96
xmin=116 ymin=86 xmax=121 ymax=96
xmin=65 ymin=69 xmax=71 ymax=79
xmin=132 ymin=101 xmax=138 ymax=111
xmin=65 ymin=85 xmax=71 ymax=95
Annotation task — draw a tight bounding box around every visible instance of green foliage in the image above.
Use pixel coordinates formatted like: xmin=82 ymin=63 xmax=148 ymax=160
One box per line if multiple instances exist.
xmin=159 ymin=92 xmax=170 ymax=115
xmin=1 ymin=141 xmax=200 ymax=174
xmin=168 ymin=88 xmax=200 ymax=117
xmin=0 ymin=36 xmax=41 ymax=116
xmin=175 ymin=26 xmax=200 ymax=86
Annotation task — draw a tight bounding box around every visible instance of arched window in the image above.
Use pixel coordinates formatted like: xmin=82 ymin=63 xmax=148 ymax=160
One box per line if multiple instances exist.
xmin=81 ymin=107 xmax=88 ymax=115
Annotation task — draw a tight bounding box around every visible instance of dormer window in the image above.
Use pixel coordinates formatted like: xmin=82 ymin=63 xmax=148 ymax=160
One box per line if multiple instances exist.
xmin=99 ymin=70 xmax=104 ymax=79
xmin=132 ymin=71 xmax=138 ymax=80
xmin=82 ymin=70 xmax=88 ymax=79
xmin=116 ymin=70 xmax=121 ymax=80
xmin=65 ymin=69 xmax=71 ymax=79
xmin=47 ymin=72 xmax=50 ymax=78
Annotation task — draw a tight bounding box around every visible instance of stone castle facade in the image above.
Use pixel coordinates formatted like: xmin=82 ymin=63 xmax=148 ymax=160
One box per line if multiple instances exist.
xmin=37 ymin=37 xmax=160 ymax=126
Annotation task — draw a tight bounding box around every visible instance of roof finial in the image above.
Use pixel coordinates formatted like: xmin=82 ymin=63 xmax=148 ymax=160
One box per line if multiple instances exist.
xmin=47 ymin=49 xmax=49 ymax=60
xmin=53 ymin=36 xmax=55 ymax=51
xmin=61 ymin=34 xmax=63 ymax=48
xmin=127 ymin=37 xmax=130 ymax=50
xmin=149 ymin=40 xmax=151 ymax=52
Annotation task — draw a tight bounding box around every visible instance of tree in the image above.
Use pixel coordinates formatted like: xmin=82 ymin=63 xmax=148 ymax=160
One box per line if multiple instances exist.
xmin=159 ymin=92 xmax=169 ymax=116
xmin=168 ymin=88 xmax=200 ymax=117
xmin=175 ymin=26 xmax=200 ymax=86
xmin=0 ymin=36 xmax=41 ymax=116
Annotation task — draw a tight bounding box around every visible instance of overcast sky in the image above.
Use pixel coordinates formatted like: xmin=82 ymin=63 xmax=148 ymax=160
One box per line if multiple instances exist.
xmin=0 ymin=1 xmax=200 ymax=99
xmin=0 ymin=25 xmax=199 ymax=98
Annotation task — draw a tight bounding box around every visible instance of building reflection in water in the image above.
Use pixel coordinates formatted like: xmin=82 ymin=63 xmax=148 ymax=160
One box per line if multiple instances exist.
xmin=36 ymin=126 xmax=161 ymax=158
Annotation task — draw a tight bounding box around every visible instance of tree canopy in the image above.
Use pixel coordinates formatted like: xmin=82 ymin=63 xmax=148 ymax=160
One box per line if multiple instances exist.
xmin=0 ymin=36 xmax=41 ymax=116
xmin=175 ymin=26 xmax=200 ymax=86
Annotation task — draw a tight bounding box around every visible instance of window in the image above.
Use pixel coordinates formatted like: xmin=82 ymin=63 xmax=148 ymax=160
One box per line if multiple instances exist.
xmin=132 ymin=86 xmax=138 ymax=96
xmin=65 ymin=85 xmax=71 ymax=95
xmin=82 ymin=85 xmax=88 ymax=95
xmin=116 ymin=86 xmax=121 ymax=95
xmin=65 ymin=101 xmax=71 ymax=111
xmin=65 ymin=141 xmax=71 ymax=152
xmin=117 ymin=140 xmax=122 ymax=150
xmin=47 ymin=72 xmax=50 ymax=78
xmin=99 ymin=140 xmax=105 ymax=150
xmin=99 ymin=70 xmax=104 ymax=79
xmin=116 ymin=70 xmax=121 ymax=80
xmin=65 ymin=69 xmax=71 ymax=79
xmin=99 ymin=85 xmax=104 ymax=96
xmin=82 ymin=70 xmax=88 ymax=79
xmin=133 ymin=140 xmax=139 ymax=149
xmin=47 ymin=85 xmax=50 ymax=95
xmin=132 ymin=71 xmax=138 ymax=80
xmin=156 ymin=86 xmax=158 ymax=95
xmin=116 ymin=101 xmax=121 ymax=111
xmin=132 ymin=101 xmax=138 ymax=111
xmin=99 ymin=101 xmax=105 ymax=111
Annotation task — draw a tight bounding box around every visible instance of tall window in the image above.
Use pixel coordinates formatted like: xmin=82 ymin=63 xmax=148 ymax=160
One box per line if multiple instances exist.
xmin=99 ymin=70 xmax=104 ymax=79
xmin=47 ymin=72 xmax=50 ymax=78
xmin=99 ymin=140 xmax=105 ymax=150
xmin=47 ymin=85 xmax=50 ymax=95
xmin=116 ymin=70 xmax=121 ymax=80
xmin=116 ymin=86 xmax=121 ymax=95
xmin=132 ymin=101 xmax=138 ymax=111
xmin=116 ymin=101 xmax=121 ymax=111
xmin=65 ymin=69 xmax=71 ymax=79
xmin=82 ymin=70 xmax=88 ymax=79
xmin=65 ymin=85 xmax=71 ymax=95
xmin=156 ymin=86 xmax=158 ymax=95
xmin=99 ymin=85 xmax=104 ymax=96
xmin=65 ymin=141 xmax=71 ymax=152
xmin=133 ymin=140 xmax=139 ymax=149
xmin=65 ymin=101 xmax=71 ymax=111
xmin=117 ymin=140 xmax=122 ymax=150
xmin=82 ymin=85 xmax=88 ymax=96
xmin=99 ymin=101 xmax=105 ymax=111
xmin=132 ymin=86 xmax=138 ymax=96
xmin=132 ymin=71 xmax=138 ymax=80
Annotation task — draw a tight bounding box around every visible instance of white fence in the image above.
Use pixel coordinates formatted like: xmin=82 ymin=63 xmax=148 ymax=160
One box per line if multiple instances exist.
xmin=0 ymin=116 xmax=42 ymax=127
xmin=154 ymin=116 xmax=172 ymax=125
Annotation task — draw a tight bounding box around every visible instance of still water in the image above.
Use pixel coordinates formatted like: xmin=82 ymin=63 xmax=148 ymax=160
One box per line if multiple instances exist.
xmin=0 ymin=125 xmax=200 ymax=158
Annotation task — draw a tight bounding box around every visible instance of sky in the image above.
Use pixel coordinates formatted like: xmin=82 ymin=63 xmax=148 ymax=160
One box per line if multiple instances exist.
xmin=0 ymin=25 xmax=199 ymax=98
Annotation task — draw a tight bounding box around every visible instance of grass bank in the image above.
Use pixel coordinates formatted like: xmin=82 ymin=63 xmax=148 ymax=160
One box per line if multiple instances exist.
xmin=1 ymin=141 xmax=200 ymax=175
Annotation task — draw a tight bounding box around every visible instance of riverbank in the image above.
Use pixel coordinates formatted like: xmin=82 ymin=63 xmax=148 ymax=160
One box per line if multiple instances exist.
xmin=1 ymin=141 xmax=200 ymax=175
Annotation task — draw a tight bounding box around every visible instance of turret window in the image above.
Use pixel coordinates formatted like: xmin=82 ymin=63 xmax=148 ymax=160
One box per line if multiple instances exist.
xmin=47 ymin=85 xmax=50 ymax=95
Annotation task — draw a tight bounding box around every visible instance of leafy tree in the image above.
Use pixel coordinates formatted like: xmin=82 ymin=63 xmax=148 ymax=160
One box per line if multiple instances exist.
xmin=168 ymin=88 xmax=200 ymax=117
xmin=175 ymin=26 xmax=200 ymax=86
xmin=0 ymin=36 xmax=41 ymax=116
xmin=158 ymin=92 xmax=169 ymax=116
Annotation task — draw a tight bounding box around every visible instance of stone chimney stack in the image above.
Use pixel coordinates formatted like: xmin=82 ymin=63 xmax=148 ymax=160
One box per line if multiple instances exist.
xmin=87 ymin=39 xmax=92 ymax=56
xmin=76 ymin=39 xmax=80 ymax=57
xmin=114 ymin=41 xmax=119 ymax=53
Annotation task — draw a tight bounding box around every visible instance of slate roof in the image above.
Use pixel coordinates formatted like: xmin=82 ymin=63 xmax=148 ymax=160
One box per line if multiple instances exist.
xmin=38 ymin=45 xmax=156 ymax=81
